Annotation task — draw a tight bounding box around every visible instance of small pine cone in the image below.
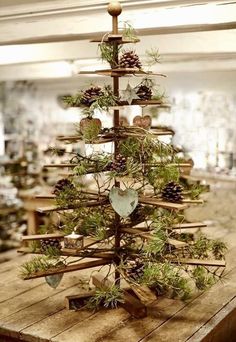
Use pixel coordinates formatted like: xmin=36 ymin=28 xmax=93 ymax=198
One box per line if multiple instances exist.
xmin=109 ymin=154 xmax=126 ymax=172
xmin=119 ymin=51 xmax=142 ymax=69
xmin=52 ymin=178 xmax=74 ymax=195
xmin=126 ymin=257 xmax=145 ymax=281
xmin=136 ymin=85 xmax=152 ymax=100
xmin=40 ymin=238 xmax=62 ymax=253
xmin=80 ymin=86 xmax=103 ymax=106
xmin=161 ymin=181 xmax=183 ymax=203
xmin=130 ymin=204 xmax=146 ymax=224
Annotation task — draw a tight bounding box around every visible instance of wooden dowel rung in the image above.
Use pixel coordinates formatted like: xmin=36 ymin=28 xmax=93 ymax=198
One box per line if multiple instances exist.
xmin=22 ymin=259 xmax=111 ymax=280
xmin=172 ymin=222 xmax=207 ymax=229
xmin=170 ymin=258 xmax=226 ymax=267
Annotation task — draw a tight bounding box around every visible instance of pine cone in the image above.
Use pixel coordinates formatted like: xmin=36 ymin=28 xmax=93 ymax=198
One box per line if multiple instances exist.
xmin=130 ymin=204 xmax=147 ymax=224
xmin=161 ymin=181 xmax=183 ymax=203
xmin=109 ymin=154 xmax=126 ymax=172
xmin=126 ymin=257 xmax=145 ymax=281
xmin=136 ymin=85 xmax=152 ymax=100
xmin=52 ymin=178 xmax=74 ymax=195
xmin=119 ymin=51 xmax=142 ymax=69
xmin=80 ymin=86 xmax=103 ymax=106
xmin=40 ymin=238 xmax=62 ymax=253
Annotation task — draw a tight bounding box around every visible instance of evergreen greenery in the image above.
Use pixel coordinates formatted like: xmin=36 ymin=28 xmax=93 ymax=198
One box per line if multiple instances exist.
xmin=86 ymin=284 xmax=124 ymax=309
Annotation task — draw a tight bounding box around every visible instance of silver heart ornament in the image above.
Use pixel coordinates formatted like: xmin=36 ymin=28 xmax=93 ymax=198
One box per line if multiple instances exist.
xmin=109 ymin=187 xmax=138 ymax=218
xmin=45 ymin=273 xmax=64 ymax=289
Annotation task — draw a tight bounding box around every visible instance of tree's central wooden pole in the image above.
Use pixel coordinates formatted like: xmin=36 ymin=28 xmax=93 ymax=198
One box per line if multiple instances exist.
xmin=108 ymin=1 xmax=122 ymax=285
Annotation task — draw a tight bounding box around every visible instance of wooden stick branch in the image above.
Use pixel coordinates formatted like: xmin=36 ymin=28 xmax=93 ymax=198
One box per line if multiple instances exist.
xmin=22 ymin=259 xmax=111 ymax=280
xmin=37 ymin=198 xmax=109 ymax=213
xmin=139 ymin=196 xmax=188 ymax=210
xmin=21 ymin=233 xmax=64 ymax=241
xmin=121 ymin=227 xmax=188 ymax=249
xmin=182 ymin=199 xmax=204 ymax=204
xmin=18 ymin=247 xmax=115 ymax=259
xmin=171 ymin=222 xmax=207 ymax=229
xmin=170 ymin=258 xmax=226 ymax=267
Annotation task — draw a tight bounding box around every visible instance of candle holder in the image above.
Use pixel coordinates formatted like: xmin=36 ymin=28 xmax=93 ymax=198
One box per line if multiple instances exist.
xmin=64 ymin=230 xmax=84 ymax=250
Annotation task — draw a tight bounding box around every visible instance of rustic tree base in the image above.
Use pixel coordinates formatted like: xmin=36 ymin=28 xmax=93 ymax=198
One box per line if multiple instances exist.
xmin=92 ymin=274 xmax=147 ymax=318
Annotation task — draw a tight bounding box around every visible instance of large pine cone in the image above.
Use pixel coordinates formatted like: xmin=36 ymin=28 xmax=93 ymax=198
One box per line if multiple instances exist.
xmin=109 ymin=154 xmax=126 ymax=172
xmin=40 ymin=238 xmax=62 ymax=252
xmin=161 ymin=181 xmax=183 ymax=203
xmin=119 ymin=51 xmax=142 ymax=69
xmin=136 ymin=85 xmax=152 ymax=100
xmin=52 ymin=178 xmax=74 ymax=195
xmin=80 ymin=86 xmax=103 ymax=106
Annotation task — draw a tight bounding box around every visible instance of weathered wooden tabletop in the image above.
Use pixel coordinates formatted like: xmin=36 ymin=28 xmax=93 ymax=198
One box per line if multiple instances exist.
xmin=0 ymin=228 xmax=236 ymax=342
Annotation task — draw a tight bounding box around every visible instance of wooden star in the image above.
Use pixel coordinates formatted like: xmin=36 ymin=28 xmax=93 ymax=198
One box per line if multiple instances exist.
xmin=120 ymin=83 xmax=139 ymax=105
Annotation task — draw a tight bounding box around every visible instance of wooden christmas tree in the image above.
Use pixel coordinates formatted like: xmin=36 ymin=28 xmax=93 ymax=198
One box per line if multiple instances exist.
xmin=19 ymin=1 xmax=226 ymax=318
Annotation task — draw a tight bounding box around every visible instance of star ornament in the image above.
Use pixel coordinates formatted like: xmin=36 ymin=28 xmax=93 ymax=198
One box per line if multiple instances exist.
xmin=121 ymin=83 xmax=139 ymax=105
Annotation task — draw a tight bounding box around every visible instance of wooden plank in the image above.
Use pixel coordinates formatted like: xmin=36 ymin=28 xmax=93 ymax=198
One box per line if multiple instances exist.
xmin=96 ymin=245 xmax=236 ymax=342
xmin=142 ymin=266 xmax=236 ymax=342
xmin=0 ymin=273 xmax=81 ymax=321
xmin=0 ymin=285 xmax=93 ymax=341
xmin=97 ymin=297 xmax=188 ymax=342
xmin=187 ymin=296 xmax=236 ymax=342
xmin=51 ymin=306 xmax=130 ymax=342
xmin=22 ymin=259 xmax=110 ymax=280
xmin=20 ymin=308 xmax=94 ymax=342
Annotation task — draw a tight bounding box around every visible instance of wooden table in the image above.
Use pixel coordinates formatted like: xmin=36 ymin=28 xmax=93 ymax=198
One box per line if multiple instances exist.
xmin=0 ymin=229 xmax=236 ymax=342
xmin=19 ymin=189 xmax=53 ymax=235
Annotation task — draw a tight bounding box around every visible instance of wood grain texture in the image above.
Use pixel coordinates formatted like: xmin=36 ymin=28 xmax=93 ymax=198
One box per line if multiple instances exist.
xmin=0 ymin=224 xmax=235 ymax=342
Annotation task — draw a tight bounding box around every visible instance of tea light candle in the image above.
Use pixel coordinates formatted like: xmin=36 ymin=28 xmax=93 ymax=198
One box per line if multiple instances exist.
xmin=64 ymin=230 xmax=84 ymax=250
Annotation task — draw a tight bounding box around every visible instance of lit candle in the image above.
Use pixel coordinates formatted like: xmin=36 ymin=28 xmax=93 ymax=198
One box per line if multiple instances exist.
xmin=64 ymin=229 xmax=84 ymax=250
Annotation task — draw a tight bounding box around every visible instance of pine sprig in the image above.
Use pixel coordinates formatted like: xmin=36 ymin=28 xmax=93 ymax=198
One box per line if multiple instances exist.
xmin=141 ymin=262 xmax=192 ymax=299
xmin=192 ymin=266 xmax=216 ymax=290
xmin=86 ymin=284 xmax=124 ymax=309
xmin=20 ymin=255 xmax=62 ymax=279
xmin=145 ymin=48 xmax=161 ymax=67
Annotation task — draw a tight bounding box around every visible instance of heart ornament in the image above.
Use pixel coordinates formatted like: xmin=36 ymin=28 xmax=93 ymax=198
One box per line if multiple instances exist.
xmin=45 ymin=273 xmax=64 ymax=289
xmin=133 ymin=115 xmax=152 ymax=129
xmin=109 ymin=187 xmax=138 ymax=218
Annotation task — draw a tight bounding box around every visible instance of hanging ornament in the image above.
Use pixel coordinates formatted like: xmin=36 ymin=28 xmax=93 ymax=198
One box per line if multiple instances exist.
xmin=121 ymin=84 xmax=139 ymax=105
xmin=161 ymin=181 xmax=183 ymax=203
xmin=109 ymin=154 xmax=127 ymax=172
xmin=119 ymin=50 xmax=142 ymax=69
xmin=133 ymin=115 xmax=152 ymax=129
xmin=109 ymin=187 xmax=138 ymax=218
xmin=45 ymin=273 xmax=64 ymax=289
xmin=79 ymin=117 xmax=102 ymax=140
xmin=80 ymin=86 xmax=103 ymax=107
xmin=136 ymin=84 xmax=152 ymax=100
